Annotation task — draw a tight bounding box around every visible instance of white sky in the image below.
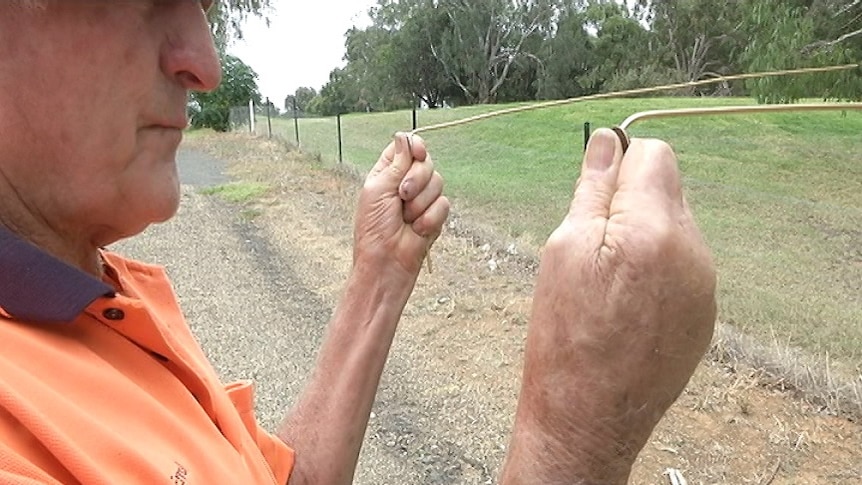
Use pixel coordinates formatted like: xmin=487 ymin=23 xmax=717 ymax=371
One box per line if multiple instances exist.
xmin=228 ymin=1 xmax=378 ymax=110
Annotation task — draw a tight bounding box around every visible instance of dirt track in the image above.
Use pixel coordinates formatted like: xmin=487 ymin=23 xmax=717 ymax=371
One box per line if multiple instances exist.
xmin=118 ymin=133 xmax=861 ymax=484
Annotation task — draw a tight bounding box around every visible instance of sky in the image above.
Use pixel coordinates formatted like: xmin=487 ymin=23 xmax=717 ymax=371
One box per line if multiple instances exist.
xmin=228 ymin=1 xmax=378 ymax=110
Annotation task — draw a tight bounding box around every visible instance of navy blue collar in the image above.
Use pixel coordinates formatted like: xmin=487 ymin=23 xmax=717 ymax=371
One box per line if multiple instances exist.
xmin=0 ymin=226 xmax=114 ymax=323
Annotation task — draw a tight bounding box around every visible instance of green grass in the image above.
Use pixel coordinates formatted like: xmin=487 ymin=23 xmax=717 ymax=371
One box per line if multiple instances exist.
xmin=260 ymin=98 xmax=862 ymax=364
xmin=200 ymin=181 xmax=269 ymax=204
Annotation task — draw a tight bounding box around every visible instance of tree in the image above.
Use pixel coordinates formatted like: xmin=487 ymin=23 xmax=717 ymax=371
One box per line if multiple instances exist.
xmin=189 ymin=54 xmax=261 ymax=131
xmin=636 ymin=0 xmax=744 ymax=93
xmin=802 ymin=0 xmax=862 ymax=54
xmin=308 ymin=68 xmax=353 ymax=116
xmin=386 ymin=1 xmax=453 ymax=108
xmin=285 ymin=87 xmax=317 ymax=113
xmin=341 ymin=25 xmax=414 ymax=111
xmin=740 ymin=0 xmax=862 ymax=102
xmin=536 ymin=10 xmax=595 ymax=99
xmin=207 ymin=0 xmax=273 ymax=49
xmin=431 ymin=0 xmax=560 ymax=104
xmin=312 ymin=0 xmax=450 ymax=115
xmin=581 ymin=1 xmax=667 ymax=93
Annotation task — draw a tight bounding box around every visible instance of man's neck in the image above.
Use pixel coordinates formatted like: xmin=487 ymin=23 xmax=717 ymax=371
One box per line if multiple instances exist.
xmin=0 ymin=174 xmax=103 ymax=277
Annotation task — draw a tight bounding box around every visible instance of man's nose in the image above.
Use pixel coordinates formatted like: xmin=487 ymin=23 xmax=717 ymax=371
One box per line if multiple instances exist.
xmin=159 ymin=2 xmax=222 ymax=92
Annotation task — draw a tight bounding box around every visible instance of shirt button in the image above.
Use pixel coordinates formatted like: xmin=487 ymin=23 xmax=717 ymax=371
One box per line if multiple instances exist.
xmin=102 ymin=308 xmax=125 ymax=321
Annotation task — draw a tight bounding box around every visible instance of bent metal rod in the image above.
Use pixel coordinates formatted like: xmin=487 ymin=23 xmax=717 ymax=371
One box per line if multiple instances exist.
xmin=613 ymin=102 xmax=862 ymax=152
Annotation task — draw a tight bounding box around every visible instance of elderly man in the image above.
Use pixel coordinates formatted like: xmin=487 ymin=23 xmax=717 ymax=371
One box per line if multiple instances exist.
xmin=0 ymin=1 xmax=716 ymax=484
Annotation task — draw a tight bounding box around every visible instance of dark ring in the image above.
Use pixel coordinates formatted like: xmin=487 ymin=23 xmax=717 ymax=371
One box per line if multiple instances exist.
xmin=612 ymin=127 xmax=630 ymax=153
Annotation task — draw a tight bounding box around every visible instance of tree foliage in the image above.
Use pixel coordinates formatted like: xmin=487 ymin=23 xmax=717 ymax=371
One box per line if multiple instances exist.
xmin=187 ymin=0 xmax=267 ymax=131
xmin=305 ymin=0 xmax=861 ymax=115
xmin=740 ymin=0 xmax=862 ymax=102
xmin=285 ymin=87 xmax=318 ymax=113
xmin=207 ymin=0 xmax=272 ymax=49
xmin=190 ymin=54 xmax=261 ymax=131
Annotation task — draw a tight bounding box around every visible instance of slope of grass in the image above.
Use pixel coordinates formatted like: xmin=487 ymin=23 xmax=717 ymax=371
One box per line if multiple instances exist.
xmin=260 ymin=99 xmax=861 ymax=365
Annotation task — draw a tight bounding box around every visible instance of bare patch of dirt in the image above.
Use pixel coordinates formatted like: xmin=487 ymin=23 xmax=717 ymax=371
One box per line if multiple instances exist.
xmin=185 ymin=133 xmax=862 ymax=484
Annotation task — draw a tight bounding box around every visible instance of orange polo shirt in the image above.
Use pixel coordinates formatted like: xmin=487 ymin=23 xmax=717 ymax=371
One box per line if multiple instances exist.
xmin=0 ymin=228 xmax=295 ymax=484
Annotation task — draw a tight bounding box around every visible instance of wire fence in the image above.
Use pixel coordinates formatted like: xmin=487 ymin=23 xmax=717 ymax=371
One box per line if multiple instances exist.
xmin=230 ymin=101 xmax=424 ymax=164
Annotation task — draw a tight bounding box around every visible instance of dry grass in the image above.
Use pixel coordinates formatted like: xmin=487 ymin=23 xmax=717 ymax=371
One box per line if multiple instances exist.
xmin=710 ymin=323 xmax=862 ymax=421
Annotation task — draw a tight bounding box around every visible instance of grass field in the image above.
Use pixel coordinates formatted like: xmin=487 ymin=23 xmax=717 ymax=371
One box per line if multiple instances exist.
xmin=253 ymin=98 xmax=861 ymax=368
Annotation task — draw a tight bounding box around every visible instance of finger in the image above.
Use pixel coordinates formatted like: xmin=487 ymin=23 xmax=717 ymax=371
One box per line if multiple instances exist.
xmin=567 ymin=128 xmax=624 ymax=223
xmin=369 ymin=140 xmax=396 ymax=176
xmin=404 ymin=172 xmax=444 ymax=223
xmin=411 ymin=195 xmax=450 ymax=239
xmin=616 ymin=138 xmax=683 ymax=209
xmin=400 ymin=153 xmax=435 ymax=201
xmin=369 ymin=132 xmax=427 ymax=185
xmin=385 ymin=132 xmax=420 ymax=184
xmin=406 ymin=133 xmax=428 ymax=162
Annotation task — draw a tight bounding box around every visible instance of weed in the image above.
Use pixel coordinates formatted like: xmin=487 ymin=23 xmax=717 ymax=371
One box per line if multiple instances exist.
xmin=200 ymin=182 xmax=268 ymax=204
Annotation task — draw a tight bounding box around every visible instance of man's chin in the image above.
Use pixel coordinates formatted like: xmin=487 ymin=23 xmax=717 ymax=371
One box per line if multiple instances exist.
xmin=149 ymin=188 xmax=182 ymax=224
xmin=113 ymin=186 xmax=181 ymax=240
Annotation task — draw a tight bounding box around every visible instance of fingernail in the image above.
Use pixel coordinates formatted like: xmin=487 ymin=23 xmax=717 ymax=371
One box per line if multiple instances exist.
xmin=584 ymin=130 xmax=616 ymax=171
xmin=400 ymin=180 xmax=412 ymax=199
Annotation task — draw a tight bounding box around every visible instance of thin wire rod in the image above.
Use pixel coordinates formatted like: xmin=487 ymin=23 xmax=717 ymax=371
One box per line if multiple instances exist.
xmin=608 ymin=102 xmax=862 ymax=152
xmin=619 ymin=102 xmax=862 ymax=129
xmin=410 ymin=64 xmax=860 ymax=135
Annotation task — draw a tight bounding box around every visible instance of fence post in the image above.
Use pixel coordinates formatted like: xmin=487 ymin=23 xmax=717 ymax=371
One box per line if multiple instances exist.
xmin=249 ymin=99 xmax=255 ymax=134
xmin=337 ymin=113 xmax=343 ymax=164
xmin=412 ymin=97 xmax=418 ymax=131
xmin=293 ymin=97 xmax=300 ymax=146
xmin=583 ymin=121 xmax=591 ymax=152
xmin=266 ymin=97 xmax=272 ymax=138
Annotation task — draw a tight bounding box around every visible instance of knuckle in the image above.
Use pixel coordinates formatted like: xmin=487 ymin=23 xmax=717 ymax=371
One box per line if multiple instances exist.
xmin=642 ymin=138 xmax=677 ymax=163
xmin=544 ymin=226 xmax=574 ymax=253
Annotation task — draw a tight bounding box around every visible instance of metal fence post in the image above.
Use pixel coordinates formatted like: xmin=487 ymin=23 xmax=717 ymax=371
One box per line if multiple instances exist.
xmin=293 ymin=97 xmax=300 ymax=146
xmin=337 ymin=113 xmax=343 ymax=164
xmin=266 ymin=97 xmax=272 ymax=138
xmin=583 ymin=121 xmax=591 ymax=152
xmin=412 ymin=98 xmax=418 ymax=131
xmin=249 ymin=99 xmax=255 ymax=134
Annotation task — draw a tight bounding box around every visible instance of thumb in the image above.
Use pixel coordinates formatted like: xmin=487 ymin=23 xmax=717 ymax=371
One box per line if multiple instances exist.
xmin=567 ymin=128 xmax=624 ymax=223
xmin=369 ymin=132 xmax=414 ymax=190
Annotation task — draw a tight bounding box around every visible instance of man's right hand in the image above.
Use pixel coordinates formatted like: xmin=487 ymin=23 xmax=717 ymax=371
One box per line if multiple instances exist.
xmin=500 ymin=128 xmax=717 ymax=484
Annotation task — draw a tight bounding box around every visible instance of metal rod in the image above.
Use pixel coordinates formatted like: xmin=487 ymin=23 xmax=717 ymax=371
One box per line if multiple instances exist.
xmin=411 ymin=64 xmax=860 ymax=136
xmin=619 ymin=103 xmax=862 ymax=130
xmin=337 ymin=113 xmax=343 ymax=164
xmin=583 ymin=121 xmax=591 ymax=152
xmin=293 ymin=97 xmax=300 ymax=146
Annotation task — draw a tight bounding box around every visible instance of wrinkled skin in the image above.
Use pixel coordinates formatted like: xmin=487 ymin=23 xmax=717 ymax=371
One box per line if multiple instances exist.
xmin=353 ymin=133 xmax=448 ymax=284
xmin=501 ymin=129 xmax=717 ymax=484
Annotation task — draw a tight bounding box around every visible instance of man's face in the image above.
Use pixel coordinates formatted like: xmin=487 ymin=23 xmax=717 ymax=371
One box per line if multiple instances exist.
xmin=0 ymin=1 xmax=221 ymax=244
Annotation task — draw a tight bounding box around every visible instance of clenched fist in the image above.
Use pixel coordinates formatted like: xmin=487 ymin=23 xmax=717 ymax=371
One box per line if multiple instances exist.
xmin=353 ymin=132 xmax=449 ymax=285
xmin=501 ymin=129 xmax=717 ymax=484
